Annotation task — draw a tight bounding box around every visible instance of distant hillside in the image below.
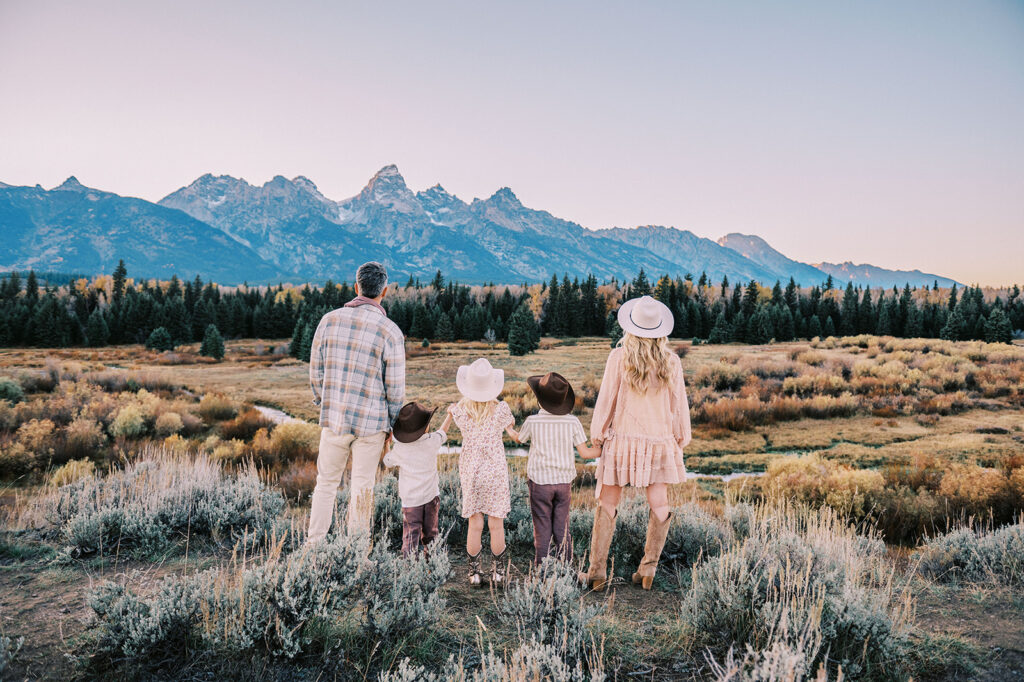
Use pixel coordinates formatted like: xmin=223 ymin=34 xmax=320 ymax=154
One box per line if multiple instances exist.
xmin=0 ymin=167 xmax=965 ymax=287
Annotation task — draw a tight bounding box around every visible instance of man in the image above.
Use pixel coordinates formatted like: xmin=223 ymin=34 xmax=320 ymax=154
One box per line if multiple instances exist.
xmin=307 ymin=261 xmax=405 ymax=542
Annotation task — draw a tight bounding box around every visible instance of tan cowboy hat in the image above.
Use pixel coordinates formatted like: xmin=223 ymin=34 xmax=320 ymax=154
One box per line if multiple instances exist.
xmin=527 ymin=372 xmax=576 ymax=415
xmin=392 ymin=401 xmax=438 ymax=443
xmin=617 ymin=295 xmax=674 ymax=338
xmin=456 ymin=358 xmax=505 ymax=402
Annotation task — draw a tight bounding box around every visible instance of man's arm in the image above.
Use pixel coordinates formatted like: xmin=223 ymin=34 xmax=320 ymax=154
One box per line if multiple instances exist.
xmin=381 ymin=330 xmax=406 ymax=428
xmin=309 ymin=316 xmax=328 ymax=406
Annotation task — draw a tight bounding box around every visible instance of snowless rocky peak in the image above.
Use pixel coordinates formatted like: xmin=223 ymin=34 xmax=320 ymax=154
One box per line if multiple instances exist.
xmin=349 ymin=164 xmax=421 ymax=213
xmin=54 ymin=176 xmax=87 ymax=192
xmin=486 ymin=187 xmax=522 ymax=208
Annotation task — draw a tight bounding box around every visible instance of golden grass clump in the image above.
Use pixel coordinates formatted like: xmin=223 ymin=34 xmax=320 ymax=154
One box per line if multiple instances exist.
xmin=155 ymin=412 xmax=184 ymax=437
xmin=49 ymin=458 xmax=96 ymax=487
xmin=764 ymin=454 xmax=884 ymax=518
xmin=199 ymin=393 xmax=238 ymax=422
xmin=268 ymin=421 xmax=321 ymax=461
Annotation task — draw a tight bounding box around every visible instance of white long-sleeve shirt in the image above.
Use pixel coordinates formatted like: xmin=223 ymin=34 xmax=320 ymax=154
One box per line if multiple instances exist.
xmin=382 ymin=429 xmax=446 ymax=508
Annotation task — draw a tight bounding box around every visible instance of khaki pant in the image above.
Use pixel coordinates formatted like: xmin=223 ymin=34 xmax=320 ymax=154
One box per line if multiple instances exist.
xmin=307 ymin=428 xmax=387 ymax=543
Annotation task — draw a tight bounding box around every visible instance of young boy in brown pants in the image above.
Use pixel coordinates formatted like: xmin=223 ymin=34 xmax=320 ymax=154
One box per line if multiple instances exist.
xmin=383 ymin=402 xmax=447 ymax=556
xmin=517 ymin=372 xmax=600 ymax=565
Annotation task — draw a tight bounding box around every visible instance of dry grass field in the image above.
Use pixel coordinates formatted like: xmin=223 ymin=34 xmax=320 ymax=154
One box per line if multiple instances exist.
xmin=1 ymin=335 xmax=1022 ymax=681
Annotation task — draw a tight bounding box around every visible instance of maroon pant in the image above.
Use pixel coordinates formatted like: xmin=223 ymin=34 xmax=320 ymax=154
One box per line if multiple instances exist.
xmin=402 ymin=496 xmax=440 ymax=556
xmin=528 ymin=481 xmax=572 ymax=564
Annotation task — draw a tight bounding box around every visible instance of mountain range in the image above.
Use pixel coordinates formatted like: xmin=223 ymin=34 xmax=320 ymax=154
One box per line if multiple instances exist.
xmin=0 ymin=166 xmax=961 ymax=288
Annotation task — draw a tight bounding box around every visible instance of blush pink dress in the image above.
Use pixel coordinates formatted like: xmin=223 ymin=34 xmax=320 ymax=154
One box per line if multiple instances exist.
xmin=590 ymin=347 xmax=691 ymax=490
xmin=449 ymin=401 xmax=514 ymax=519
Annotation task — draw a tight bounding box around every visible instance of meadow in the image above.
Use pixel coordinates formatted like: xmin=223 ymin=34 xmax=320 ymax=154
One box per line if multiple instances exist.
xmin=0 ymin=335 xmax=1022 ymax=681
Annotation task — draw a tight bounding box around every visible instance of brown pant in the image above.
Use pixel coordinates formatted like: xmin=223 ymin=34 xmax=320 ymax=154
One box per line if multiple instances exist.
xmin=528 ymin=481 xmax=572 ymax=564
xmin=402 ymin=496 xmax=440 ymax=556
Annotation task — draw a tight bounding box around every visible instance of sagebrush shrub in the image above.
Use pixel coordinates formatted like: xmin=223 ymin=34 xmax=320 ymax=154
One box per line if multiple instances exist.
xmin=89 ymin=532 xmax=370 ymax=661
xmin=37 ymin=452 xmax=283 ymax=558
xmin=919 ymin=521 xmax=1024 ymax=585
xmin=494 ymin=558 xmax=604 ymax=661
xmin=0 ymin=377 xmax=24 ymax=405
xmin=361 ymin=541 xmax=451 ymax=640
xmin=681 ymin=503 xmax=911 ymax=680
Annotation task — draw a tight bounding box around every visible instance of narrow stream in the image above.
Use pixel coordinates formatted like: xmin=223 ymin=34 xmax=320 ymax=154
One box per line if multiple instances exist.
xmin=252 ymin=405 xmax=763 ymax=481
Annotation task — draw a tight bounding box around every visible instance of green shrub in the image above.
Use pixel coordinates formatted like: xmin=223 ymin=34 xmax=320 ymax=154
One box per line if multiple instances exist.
xmin=0 ymin=378 xmax=24 ymax=405
xmin=108 ymin=405 xmax=148 ymax=439
xmin=199 ymin=324 xmax=225 ymax=360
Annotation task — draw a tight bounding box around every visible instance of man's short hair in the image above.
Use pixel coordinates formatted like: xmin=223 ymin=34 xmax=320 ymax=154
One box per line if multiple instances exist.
xmin=356 ymin=261 xmax=388 ymax=299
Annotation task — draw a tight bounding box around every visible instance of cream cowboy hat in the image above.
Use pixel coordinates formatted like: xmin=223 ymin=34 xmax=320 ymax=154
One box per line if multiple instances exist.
xmin=456 ymin=358 xmax=505 ymax=402
xmin=617 ymin=295 xmax=674 ymax=339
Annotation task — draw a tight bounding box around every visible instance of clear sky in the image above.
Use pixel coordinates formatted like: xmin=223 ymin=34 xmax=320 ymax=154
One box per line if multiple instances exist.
xmin=1 ymin=1 xmax=1022 ymax=285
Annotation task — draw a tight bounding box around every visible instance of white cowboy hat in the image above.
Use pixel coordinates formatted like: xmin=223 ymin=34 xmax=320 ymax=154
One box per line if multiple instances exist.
xmin=617 ymin=295 xmax=674 ymax=339
xmin=456 ymin=358 xmax=505 ymax=402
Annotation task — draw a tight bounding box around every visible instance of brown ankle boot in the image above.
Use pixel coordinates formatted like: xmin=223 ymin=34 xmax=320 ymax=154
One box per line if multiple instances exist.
xmin=581 ymin=506 xmax=617 ymax=591
xmin=632 ymin=511 xmax=673 ymax=590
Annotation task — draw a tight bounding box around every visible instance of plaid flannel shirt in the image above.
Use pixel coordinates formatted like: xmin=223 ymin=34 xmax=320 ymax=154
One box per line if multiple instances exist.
xmin=310 ymin=303 xmax=406 ymax=437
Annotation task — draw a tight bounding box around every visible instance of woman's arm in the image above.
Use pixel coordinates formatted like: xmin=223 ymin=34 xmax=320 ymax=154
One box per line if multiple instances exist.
xmin=670 ymin=357 xmax=692 ymax=448
xmin=590 ymin=349 xmax=621 ymax=445
xmin=440 ymin=412 xmax=453 ymax=434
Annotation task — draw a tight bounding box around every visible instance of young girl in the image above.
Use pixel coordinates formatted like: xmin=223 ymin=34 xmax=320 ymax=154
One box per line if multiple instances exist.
xmin=444 ymin=357 xmax=518 ymax=586
xmin=583 ymin=295 xmax=691 ymax=591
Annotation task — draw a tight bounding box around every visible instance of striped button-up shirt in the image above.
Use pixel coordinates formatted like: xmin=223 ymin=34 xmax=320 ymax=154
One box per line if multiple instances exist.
xmin=310 ymin=302 xmax=406 ymax=437
xmin=518 ymin=409 xmax=587 ymax=485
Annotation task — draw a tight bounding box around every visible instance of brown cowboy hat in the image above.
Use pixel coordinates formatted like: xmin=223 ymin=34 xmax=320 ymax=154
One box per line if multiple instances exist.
xmin=526 ymin=372 xmax=576 ymax=416
xmin=392 ymin=402 xmax=438 ymax=443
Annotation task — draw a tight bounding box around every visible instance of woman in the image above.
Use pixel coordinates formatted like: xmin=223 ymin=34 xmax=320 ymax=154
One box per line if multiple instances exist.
xmin=583 ymin=295 xmax=692 ymax=590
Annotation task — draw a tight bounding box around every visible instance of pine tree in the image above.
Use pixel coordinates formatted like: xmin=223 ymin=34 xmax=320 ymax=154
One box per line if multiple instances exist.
xmin=146 ymin=327 xmax=174 ymax=351
xmin=508 ymin=303 xmax=540 ymax=356
xmin=840 ymin=284 xmax=859 ymax=335
xmin=984 ymin=308 xmax=1013 ymax=344
xmin=86 ymin=309 xmax=109 ymax=347
xmin=112 ymin=260 xmax=128 ymax=304
xmin=629 ymin=269 xmax=652 ymax=299
xmin=436 ymin=312 xmax=455 ymax=341
xmin=299 ymin=322 xmax=315 ymax=362
xmin=708 ymin=312 xmax=731 ymax=344
xmin=200 ymin=324 xmax=225 ymax=359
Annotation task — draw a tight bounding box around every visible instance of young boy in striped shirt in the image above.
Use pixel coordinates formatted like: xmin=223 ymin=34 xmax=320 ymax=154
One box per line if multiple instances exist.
xmin=517 ymin=372 xmax=601 ymax=565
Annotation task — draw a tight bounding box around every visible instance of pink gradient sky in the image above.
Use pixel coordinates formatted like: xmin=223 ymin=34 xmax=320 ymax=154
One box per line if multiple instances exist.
xmin=1 ymin=1 xmax=1022 ymax=285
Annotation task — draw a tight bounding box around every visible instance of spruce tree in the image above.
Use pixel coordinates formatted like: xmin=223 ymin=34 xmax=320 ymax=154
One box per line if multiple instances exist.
xmin=436 ymin=312 xmax=455 ymax=341
xmin=112 ymin=260 xmax=128 ymax=304
xmin=984 ymin=308 xmax=1013 ymax=344
xmin=299 ymin=322 xmax=315 ymax=362
xmin=86 ymin=309 xmax=109 ymax=347
xmin=146 ymin=327 xmax=174 ymax=351
xmin=200 ymin=324 xmax=225 ymax=359
xmin=508 ymin=303 xmax=540 ymax=356
xmin=708 ymin=312 xmax=731 ymax=344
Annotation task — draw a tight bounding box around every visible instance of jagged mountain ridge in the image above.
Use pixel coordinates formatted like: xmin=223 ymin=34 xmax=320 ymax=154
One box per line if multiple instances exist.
xmin=1 ymin=166 xmax=962 ymax=287
xmin=0 ymin=177 xmax=280 ymax=283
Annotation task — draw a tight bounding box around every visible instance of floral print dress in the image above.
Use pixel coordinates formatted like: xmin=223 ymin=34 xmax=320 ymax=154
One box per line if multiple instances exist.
xmin=449 ymin=401 xmax=514 ymax=519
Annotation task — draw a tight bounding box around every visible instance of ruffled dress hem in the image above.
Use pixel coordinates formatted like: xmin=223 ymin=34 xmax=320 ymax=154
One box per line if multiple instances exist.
xmin=595 ymin=431 xmax=687 ymax=494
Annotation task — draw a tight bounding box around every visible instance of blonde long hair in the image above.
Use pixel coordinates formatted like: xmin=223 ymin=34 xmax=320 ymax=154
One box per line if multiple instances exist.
xmin=618 ymin=332 xmax=674 ymax=393
xmin=457 ymin=397 xmax=498 ymax=424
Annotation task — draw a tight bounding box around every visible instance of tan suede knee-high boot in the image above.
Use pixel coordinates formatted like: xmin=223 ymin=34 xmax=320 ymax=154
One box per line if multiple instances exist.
xmin=632 ymin=511 xmax=673 ymax=590
xmin=581 ymin=506 xmax=617 ymax=591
